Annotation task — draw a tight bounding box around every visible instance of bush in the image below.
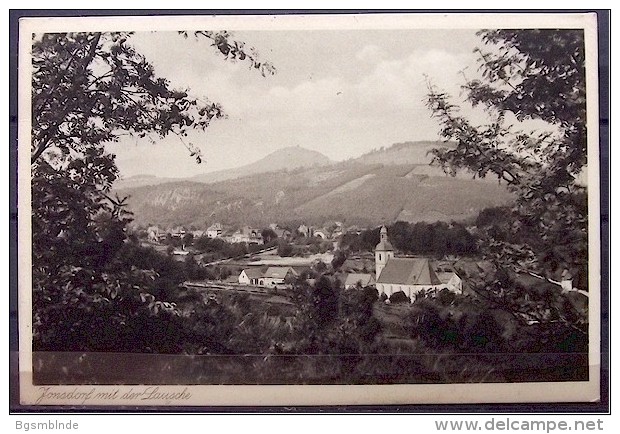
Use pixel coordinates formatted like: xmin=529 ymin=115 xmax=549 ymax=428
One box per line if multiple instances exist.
xmin=277 ymin=241 xmax=294 ymax=257
xmin=358 ymin=316 xmax=381 ymax=343
xmin=331 ymin=250 xmax=347 ymax=270
xmin=389 ymin=291 xmax=410 ymax=304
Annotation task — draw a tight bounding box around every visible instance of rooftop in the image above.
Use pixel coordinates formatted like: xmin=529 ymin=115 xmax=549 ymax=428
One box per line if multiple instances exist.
xmin=377 ymin=258 xmax=441 ymax=286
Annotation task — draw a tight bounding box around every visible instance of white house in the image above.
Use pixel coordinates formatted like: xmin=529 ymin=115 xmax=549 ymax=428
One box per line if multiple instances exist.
xmin=238 ymin=268 xmax=265 ymax=286
xmin=147 ymin=226 xmax=161 ymax=243
xmin=237 ymin=266 xmax=298 ymax=287
xmin=435 ymin=261 xmax=463 ymax=294
xmin=297 ymin=224 xmax=312 ymax=237
xmin=436 ymin=271 xmax=463 ymax=294
xmin=263 ymin=266 xmax=298 ymax=287
xmin=169 ymin=226 xmax=186 ymax=238
xmin=206 ymin=223 xmax=223 ymax=239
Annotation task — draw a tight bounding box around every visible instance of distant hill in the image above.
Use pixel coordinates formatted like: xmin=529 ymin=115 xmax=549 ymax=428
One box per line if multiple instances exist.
xmin=118 ymin=161 xmax=515 ymax=229
xmin=350 ymin=141 xmax=501 ymax=181
xmin=189 ymin=146 xmax=332 ymax=184
xmin=113 ymin=146 xmax=331 ymax=190
xmin=351 ymin=141 xmax=455 ymax=166
xmin=114 ymin=141 xmax=483 ymax=191
xmin=113 ymin=174 xmax=183 ymax=190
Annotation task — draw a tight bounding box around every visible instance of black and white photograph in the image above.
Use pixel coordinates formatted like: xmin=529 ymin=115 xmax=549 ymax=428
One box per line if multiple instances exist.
xmin=17 ymin=12 xmax=602 ymax=406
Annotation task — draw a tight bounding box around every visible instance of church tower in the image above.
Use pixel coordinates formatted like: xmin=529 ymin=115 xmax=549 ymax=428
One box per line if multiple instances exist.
xmin=375 ymin=225 xmax=394 ymax=280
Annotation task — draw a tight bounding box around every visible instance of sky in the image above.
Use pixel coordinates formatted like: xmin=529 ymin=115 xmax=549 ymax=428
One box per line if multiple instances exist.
xmin=106 ymin=27 xmax=487 ymax=178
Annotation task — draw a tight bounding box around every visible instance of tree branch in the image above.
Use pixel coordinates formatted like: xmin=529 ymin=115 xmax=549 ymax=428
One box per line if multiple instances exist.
xmin=32 ymin=33 xmax=102 ymax=165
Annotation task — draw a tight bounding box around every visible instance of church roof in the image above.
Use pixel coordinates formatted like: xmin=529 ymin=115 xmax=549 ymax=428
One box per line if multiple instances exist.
xmin=375 ymin=239 xmax=394 ymax=251
xmin=375 ymin=225 xmax=394 ymax=251
xmin=377 ymin=258 xmax=442 ymax=286
xmin=375 ymin=240 xmax=394 ymax=250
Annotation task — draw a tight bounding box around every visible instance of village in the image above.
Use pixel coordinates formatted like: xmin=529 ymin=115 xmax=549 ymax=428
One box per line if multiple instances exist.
xmin=135 ymin=214 xmax=583 ymax=316
xmin=139 ymin=220 xmax=466 ymax=304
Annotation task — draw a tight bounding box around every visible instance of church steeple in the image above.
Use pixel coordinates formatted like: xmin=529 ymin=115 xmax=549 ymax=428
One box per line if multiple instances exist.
xmin=375 ymin=225 xmax=394 ymax=280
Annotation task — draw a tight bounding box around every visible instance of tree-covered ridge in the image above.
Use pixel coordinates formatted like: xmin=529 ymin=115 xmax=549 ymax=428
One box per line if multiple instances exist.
xmin=116 ymin=163 xmax=514 ymax=228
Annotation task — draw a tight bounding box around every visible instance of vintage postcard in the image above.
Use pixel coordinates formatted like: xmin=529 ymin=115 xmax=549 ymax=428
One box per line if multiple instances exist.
xmin=17 ymin=12 xmax=602 ymax=406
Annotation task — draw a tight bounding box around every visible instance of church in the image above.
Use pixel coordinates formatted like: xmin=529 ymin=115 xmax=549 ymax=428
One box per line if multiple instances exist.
xmin=374 ymin=226 xmax=462 ymax=299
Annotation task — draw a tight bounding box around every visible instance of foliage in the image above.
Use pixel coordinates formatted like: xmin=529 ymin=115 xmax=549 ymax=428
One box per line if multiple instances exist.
xmin=182 ymin=233 xmax=194 ymax=247
xmin=313 ymin=260 xmax=328 ymax=274
xmin=192 ymin=235 xmax=253 ymax=262
xmin=31 ymin=30 xmax=272 ymax=352
xmin=184 ymin=255 xmax=208 ymax=280
xmin=277 ymin=240 xmax=294 ymax=257
xmin=424 ymin=29 xmax=589 ymax=356
xmin=311 ymin=276 xmax=341 ymax=329
xmin=283 ymin=278 xmax=383 ymax=380
xmin=261 ymin=227 xmax=278 ymax=243
xmin=389 ymin=291 xmax=410 ymax=305
xmin=425 ymin=29 xmax=587 ymax=281
xmin=340 ymin=227 xmax=381 ymax=252
xmin=331 ymin=250 xmax=347 ymax=270
xmin=341 ymin=221 xmax=477 ymax=257
xmin=410 ymin=294 xmax=507 ymax=354
xmin=32 ymin=31 xmax=274 ymax=164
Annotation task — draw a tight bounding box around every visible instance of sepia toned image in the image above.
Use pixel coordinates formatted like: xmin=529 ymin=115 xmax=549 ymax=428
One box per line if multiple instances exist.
xmin=17 ymin=12 xmax=602 ymax=406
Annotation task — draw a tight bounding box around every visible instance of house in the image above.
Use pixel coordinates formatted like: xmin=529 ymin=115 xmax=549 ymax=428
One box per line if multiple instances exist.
xmin=229 ymin=231 xmax=246 ymax=244
xmin=237 ymin=266 xmax=298 ymax=288
xmin=229 ymin=227 xmax=264 ymax=244
xmin=169 ymin=226 xmax=186 ymax=238
xmin=238 ymin=268 xmax=265 ymax=286
xmin=435 ymin=261 xmax=463 ymax=294
xmin=242 ymin=226 xmax=264 ymax=244
xmin=190 ymin=230 xmax=205 ymax=238
xmin=376 ymin=257 xmax=443 ymax=299
xmin=436 ymin=271 xmax=463 ymax=294
xmin=375 ymin=226 xmax=455 ymax=299
xmin=344 ymin=273 xmax=376 ymax=289
xmin=274 ymin=227 xmax=292 ymax=240
xmin=206 ymin=223 xmax=223 ymax=239
xmin=263 ymin=266 xmax=298 ymax=287
xmin=297 ymin=224 xmax=312 ymax=237
xmin=146 ymin=226 xmax=162 ymax=243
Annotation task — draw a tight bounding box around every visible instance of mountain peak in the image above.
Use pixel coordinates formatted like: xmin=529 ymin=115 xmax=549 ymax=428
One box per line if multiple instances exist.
xmin=259 ymin=146 xmax=332 ymax=165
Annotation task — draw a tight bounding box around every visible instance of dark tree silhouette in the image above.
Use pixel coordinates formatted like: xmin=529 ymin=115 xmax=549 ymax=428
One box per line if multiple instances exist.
xmin=424 ymin=29 xmax=589 ymax=364
xmin=31 ymin=31 xmax=274 ymax=352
